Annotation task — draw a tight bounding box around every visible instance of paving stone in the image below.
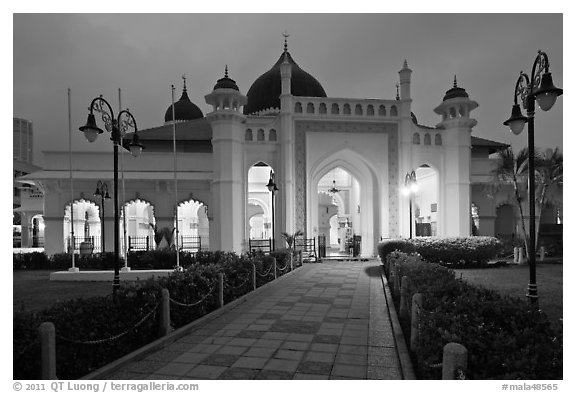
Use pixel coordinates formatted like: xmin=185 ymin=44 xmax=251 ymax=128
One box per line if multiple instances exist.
xmin=340 ymin=335 xmax=368 ymax=345
xmin=310 ymin=343 xmax=338 ymax=353
xmin=236 ymin=330 xmax=266 ymax=338
xmin=186 ymin=364 xmax=227 ymax=379
xmin=292 ymin=373 xmax=330 ymax=380
xmin=331 ymin=364 xmax=367 ymax=379
xmin=337 ymin=344 xmax=368 ymax=356
xmin=227 ymin=338 xmax=257 ymax=347
xmin=274 ymin=349 xmax=305 ymax=361
xmin=261 ymin=331 xmax=289 ymax=340
xmin=231 ymin=356 xmax=269 ymax=369
xmin=253 ymin=338 xmax=283 ymax=349
xmin=312 ymin=334 xmax=340 ymax=344
xmin=335 ymin=353 xmax=368 ymax=365
xmin=287 ymin=333 xmax=315 ymax=342
xmin=304 ymin=351 xmax=336 ymax=363
xmin=218 ymin=367 xmax=260 ymax=380
xmin=171 ymin=352 xmax=210 ymax=364
xmin=244 ymin=346 xmax=277 ymax=358
xmin=200 ymin=353 xmax=242 ymax=367
xmin=297 ymin=361 xmax=333 ymax=375
xmin=367 ymin=366 xmax=402 ymax=380
xmin=263 ymin=358 xmax=299 ymax=373
xmin=123 ymin=360 xmax=164 ymax=374
xmin=215 ymin=346 xmax=248 ymax=356
xmin=153 ymin=362 xmax=195 ymax=377
xmin=256 ymin=370 xmax=293 ymax=380
xmin=281 ymin=341 xmax=310 ymax=351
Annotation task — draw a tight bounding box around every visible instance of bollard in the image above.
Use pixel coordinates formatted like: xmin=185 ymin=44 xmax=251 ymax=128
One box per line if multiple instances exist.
xmin=159 ymin=288 xmax=170 ymax=337
xmin=39 ymin=322 xmax=57 ymax=380
xmin=399 ymin=276 xmax=409 ymax=320
xmin=273 ymin=258 xmax=277 ymax=280
xmin=539 ymin=246 xmax=545 ymax=262
xmin=442 ymin=342 xmax=468 ymax=380
xmin=252 ymin=263 xmax=257 ymax=291
xmin=513 ymin=247 xmax=519 ymax=264
xmin=218 ymin=273 xmax=224 ymax=308
xmin=410 ymin=293 xmax=422 ymax=352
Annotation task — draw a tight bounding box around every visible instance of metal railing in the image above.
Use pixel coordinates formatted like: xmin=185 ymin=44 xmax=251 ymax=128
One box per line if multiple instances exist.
xmin=249 ymin=238 xmax=272 ymax=254
xmin=180 ymin=235 xmax=201 ymax=252
xmin=128 ymin=236 xmax=151 ymax=252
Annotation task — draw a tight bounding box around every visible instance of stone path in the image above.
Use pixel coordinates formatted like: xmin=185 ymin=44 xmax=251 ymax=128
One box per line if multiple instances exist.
xmin=104 ymin=260 xmax=403 ymax=380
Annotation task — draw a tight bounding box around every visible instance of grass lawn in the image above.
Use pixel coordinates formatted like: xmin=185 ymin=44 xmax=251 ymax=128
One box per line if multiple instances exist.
xmin=13 ymin=270 xmax=114 ymax=313
xmin=457 ymin=263 xmax=563 ymax=332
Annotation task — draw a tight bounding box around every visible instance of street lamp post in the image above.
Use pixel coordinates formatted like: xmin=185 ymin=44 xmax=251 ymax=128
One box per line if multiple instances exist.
xmin=266 ymin=170 xmax=279 ymax=252
xmin=403 ymin=171 xmax=418 ymax=239
xmin=94 ymin=180 xmax=111 ymax=253
xmin=503 ymin=50 xmax=562 ymax=306
xmin=79 ymin=95 xmax=144 ymax=294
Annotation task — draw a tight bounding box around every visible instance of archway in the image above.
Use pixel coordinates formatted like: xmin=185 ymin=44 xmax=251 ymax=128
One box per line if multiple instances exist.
xmin=121 ymin=199 xmax=156 ymax=252
xmin=176 ymin=199 xmax=209 ymax=251
xmin=31 ymin=214 xmax=45 ymax=248
xmin=413 ymin=164 xmax=439 ymax=236
xmin=247 ymin=162 xmax=274 ymax=249
xmin=63 ymin=199 xmax=100 ymax=252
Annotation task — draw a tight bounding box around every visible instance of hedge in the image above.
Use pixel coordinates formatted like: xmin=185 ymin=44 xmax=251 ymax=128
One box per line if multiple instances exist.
xmin=385 ymin=251 xmax=562 ymax=380
xmin=13 ymin=250 xmax=299 ymax=380
xmin=378 ymin=236 xmax=502 ymax=268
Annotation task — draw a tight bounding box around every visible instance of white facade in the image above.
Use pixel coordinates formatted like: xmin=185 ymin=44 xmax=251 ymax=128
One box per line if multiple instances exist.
xmin=21 ymin=47 xmax=514 ymax=258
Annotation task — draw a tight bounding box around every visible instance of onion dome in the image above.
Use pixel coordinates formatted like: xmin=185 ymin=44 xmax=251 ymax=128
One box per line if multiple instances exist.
xmin=243 ymin=49 xmax=327 ymax=115
xmin=213 ymin=65 xmax=239 ymax=91
xmin=164 ymin=77 xmax=203 ymax=123
xmin=442 ymin=75 xmax=469 ymax=101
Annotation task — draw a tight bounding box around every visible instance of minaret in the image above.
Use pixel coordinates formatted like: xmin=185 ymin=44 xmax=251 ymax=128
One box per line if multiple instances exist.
xmin=434 ymin=76 xmax=478 ymax=236
xmin=205 ymin=67 xmax=248 ymax=253
xmin=398 ymin=59 xmax=412 ymax=100
xmin=278 ymin=31 xmax=295 ymax=238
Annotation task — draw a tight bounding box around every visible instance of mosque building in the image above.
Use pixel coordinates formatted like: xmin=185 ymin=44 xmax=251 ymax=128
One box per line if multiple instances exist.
xmin=18 ymin=38 xmax=562 ymax=258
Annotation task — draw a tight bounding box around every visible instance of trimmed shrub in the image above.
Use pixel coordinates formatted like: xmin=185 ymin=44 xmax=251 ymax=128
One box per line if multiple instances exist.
xmin=13 ymin=252 xmax=50 ymax=270
xmin=407 ymin=236 xmax=502 ymax=268
xmin=385 ymin=251 xmax=562 ymax=380
xmin=13 ymin=251 xmax=300 ymax=380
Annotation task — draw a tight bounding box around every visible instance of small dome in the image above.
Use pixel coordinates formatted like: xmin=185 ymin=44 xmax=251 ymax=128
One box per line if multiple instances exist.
xmin=164 ymin=82 xmax=203 ymax=123
xmin=213 ymin=66 xmax=239 ymax=91
xmin=244 ymin=51 xmax=327 ymax=115
xmin=442 ymin=75 xmax=469 ymax=101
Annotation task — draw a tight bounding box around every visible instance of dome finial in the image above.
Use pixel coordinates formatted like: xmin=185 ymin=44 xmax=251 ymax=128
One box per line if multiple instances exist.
xmin=453 ymin=75 xmax=458 ymax=88
xmin=182 ymin=74 xmax=187 ymax=92
xmin=282 ymin=30 xmax=289 ymax=52
xmin=403 ymin=59 xmax=408 ymax=69
xmin=225 ymin=65 xmax=228 ymax=78
xmin=396 ymin=83 xmax=400 ymax=100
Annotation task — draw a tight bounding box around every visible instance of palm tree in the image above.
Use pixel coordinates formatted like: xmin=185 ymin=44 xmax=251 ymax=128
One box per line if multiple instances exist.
xmin=281 ymin=230 xmax=304 ymax=250
xmin=489 ymin=147 xmax=532 ymax=254
xmin=534 ymin=147 xmax=563 ymax=249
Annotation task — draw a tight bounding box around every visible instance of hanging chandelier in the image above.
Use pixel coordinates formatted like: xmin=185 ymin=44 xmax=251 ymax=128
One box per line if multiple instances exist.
xmin=328 ymin=179 xmax=341 ymax=194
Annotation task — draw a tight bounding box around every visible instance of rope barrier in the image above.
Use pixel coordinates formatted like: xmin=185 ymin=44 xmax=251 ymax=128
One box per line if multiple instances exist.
xmin=56 ymin=303 xmax=159 ymax=345
xmin=170 ymin=285 xmax=216 ymax=307
xmin=13 ymin=340 xmax=39 ymax=361
xmin=224 ymin=275 xmax=251 ymax=290
xmin=255 ymin=264 xmax=274 ymax=277
xmin=276 ymin=261 xmax=289 ymax=272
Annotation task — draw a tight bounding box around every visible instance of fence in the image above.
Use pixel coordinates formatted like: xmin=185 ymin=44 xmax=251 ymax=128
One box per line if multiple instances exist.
xmin=248 ymin=238 xmax=272 ymax=253
xmin=128 ymin=236 xmax=151 ymax=252
xmin=30 ymin=256 xmax=302 ymax=380
xmin=294 ymin=237 xmax=317 ymax=261
xmin=180 ymin=236 xmax=201 ymax=252
xmin=65 ymin=236 xmax=102 ymax=253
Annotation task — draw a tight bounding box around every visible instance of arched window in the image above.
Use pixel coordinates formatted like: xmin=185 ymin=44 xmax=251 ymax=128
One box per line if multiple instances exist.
xmin=367 ymin=105 xmax=374 ymax=116
xmin=319 ymin=103 xmax=327 ymax=114
xmin=295 ymin=102 xmax=303 ymax=113
xmin=257 ymin=129 xmax=265 ymax=141
xmin=449 ymin=107 xmax=457 ymax=118
xmin=459 ymin=106 xmax=466 ymax=117
xmin=424 ymin=133 xmax=431 ymax=145
xmin=269 ymin=129 xmax=277 ymax=142
xmin=390 ymin=105 xmax=398 ymax=116
xmin=306 ymin=102 xmax=315 ymax=114
xmin=343 ymin=103 xmax=351 ymax=115
xmin=434 ymin=133 xmax=442 ymax=146
xmin=355 ymin=104 xmax=363 ymax=116
xmin=331 ymin=103 xmax=339 ymax=115
xmin=245 ymin=128 xmax=253 ymax=141
xmin=378 ymin=105 xmax=386 ymax=116
xmin=413 ymin=133 xmax=420 ymax=144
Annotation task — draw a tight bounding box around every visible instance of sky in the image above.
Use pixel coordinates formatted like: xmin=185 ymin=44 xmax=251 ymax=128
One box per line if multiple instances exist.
xmin=11 ymin=12 xmax=564 ymax=167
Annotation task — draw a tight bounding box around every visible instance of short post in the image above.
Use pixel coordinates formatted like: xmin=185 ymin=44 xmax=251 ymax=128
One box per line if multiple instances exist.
xmin=252 ymin=263 xmax=257 ymax=291
xmin=218 ymin=272 xmax=224 ymax=308
xmin=273 ymin=258 xmax=277 ymax=280
xmin=399 ymin=276 xmax=409 ymax=320
xmin=159 ymin=288 xmax=170 ymax=337
xmin=514 ymin=247 xmax=519 ymax=264
xmin=518 ymin=247 xmax=525 ymax=265
xmin=39 ymin=322 xmax=57 ymax=380
xmin=410 ymin=293 xmax=422 ymax=352
xmin=442 ymin=342 xmax=468 ymax=380
xmin=394 ymin=268 xmax=401 ymax=299
xmin=299 ymin=250 xmax=303 ymax=265
xmin=539 ymin=246 xmax=545 ymax=261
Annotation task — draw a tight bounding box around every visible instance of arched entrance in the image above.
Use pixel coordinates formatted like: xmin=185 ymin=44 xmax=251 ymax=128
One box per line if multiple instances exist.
xmin=247 ymin=162 xmax=275 ymax=251
xmin=121 ymin=199 xmax=156 ymax=252
xmin=176 ymin=199 xmax=209 ymax=252
xmin=413 ymin=164 xmax=439 ymax=236
xmin=63 ymin=199 xmax=100 ymax=253
xmin=309 ymin=149 xmax=379 ymax=258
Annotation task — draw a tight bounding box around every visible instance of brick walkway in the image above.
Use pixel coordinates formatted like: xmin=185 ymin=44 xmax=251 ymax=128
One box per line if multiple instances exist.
xmin=104 ymin=260 xmax=403 ymax=380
